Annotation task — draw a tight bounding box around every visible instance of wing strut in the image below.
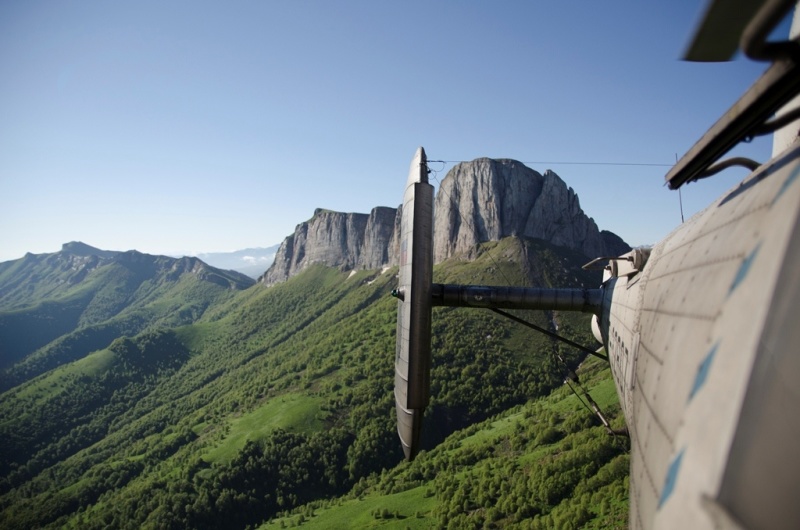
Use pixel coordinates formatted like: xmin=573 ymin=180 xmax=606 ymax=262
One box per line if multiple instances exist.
xmin=488 ymin=308 xmax=608 ymax=362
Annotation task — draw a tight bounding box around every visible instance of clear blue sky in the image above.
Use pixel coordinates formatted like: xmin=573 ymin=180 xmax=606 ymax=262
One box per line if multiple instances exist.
xmin=0 ymin=1 xmax=786 ymax=262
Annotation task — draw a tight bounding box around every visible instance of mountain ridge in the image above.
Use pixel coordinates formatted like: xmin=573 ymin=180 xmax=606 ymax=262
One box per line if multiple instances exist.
xmin=0 ymin=244 xmax=255 ymax=386
xmin=261 ymin=158 xmax=631 ymax=285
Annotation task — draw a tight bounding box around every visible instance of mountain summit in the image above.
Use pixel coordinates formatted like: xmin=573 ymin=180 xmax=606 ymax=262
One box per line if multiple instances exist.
xmin=261 ymin=158 xmax=630 ymax=285
xmin=59 ymin=241 xmax=119 ymax=258
xmin=434 ymin=158 xmax=627 ymax=261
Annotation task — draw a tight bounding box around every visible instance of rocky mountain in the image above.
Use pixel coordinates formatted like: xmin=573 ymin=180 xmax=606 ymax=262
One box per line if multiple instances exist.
xmin=434 ymin=158 xmax=629 ymax=262
xmin=261 ymin=207 xmax=400 ymax=286
xmin=261 ymin=158 xmax=630 ymax=285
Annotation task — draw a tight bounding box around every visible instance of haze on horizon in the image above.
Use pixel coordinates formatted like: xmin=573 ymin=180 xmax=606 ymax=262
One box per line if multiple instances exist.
xmin=0 ymin=1 xmax=785 ymax=262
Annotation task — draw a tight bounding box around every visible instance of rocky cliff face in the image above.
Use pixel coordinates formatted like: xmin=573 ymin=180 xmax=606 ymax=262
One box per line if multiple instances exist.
xmin=261 ymin=207 xmax=401 ymax=286
xmin=261 ymin=159 xmax=630 ymax=285
xmin=433 ymin=158 xmax=629 ymax=261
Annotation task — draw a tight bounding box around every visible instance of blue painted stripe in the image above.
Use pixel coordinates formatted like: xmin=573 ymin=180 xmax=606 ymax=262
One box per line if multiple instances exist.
xmin=659 ymin=448 xmax=685 ymax=509
xmin=729 ymin=244 xmax=760 ymax=295
xmin=689 ymin=343 xmax=718 ymax=401
xmin=772 ymin=164 xmax=800 ymax=205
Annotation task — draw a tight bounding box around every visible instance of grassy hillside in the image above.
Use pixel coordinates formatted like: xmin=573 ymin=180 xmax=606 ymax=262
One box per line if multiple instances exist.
xmin=261 ymin=356 xmax=627 ymax=530
xmin=0 ymin=236 xmax=627 ymax=529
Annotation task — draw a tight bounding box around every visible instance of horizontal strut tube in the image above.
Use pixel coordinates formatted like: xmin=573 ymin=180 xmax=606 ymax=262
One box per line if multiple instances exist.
xmin=431 ymin=284 xmax=602 ymax=314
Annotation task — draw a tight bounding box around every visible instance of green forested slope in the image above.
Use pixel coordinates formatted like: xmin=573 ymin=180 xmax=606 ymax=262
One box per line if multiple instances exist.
xmin=0 ymin=248 xmax=254 ymax=387
xmin=0 ymin=236 xmax=627 ymax=529
xmin=261 ymin=356 xmax=627 ymax=530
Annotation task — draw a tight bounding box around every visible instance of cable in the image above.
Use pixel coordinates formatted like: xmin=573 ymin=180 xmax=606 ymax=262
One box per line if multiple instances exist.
xmin=429 ymin=159 xmax=672 ymax=168
xmin=554 ymin=349 xmax=624 ymax=442
xmin=563 ymin=360 xmax=627 ymax=442
xmin=695 ymin=157 xmax=761 ymax=180
xmin=565 ymin=379 xmax=598 ymax=419
xmin=490 ymin=308 xmax=609 ymax=362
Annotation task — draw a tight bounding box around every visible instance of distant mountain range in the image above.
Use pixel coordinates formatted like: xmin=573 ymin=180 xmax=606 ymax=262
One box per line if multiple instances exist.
xmin=0 ymin=242 xmax=255 ymax=386
xmin=190 ymin=245 xmax=280 ymax=279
